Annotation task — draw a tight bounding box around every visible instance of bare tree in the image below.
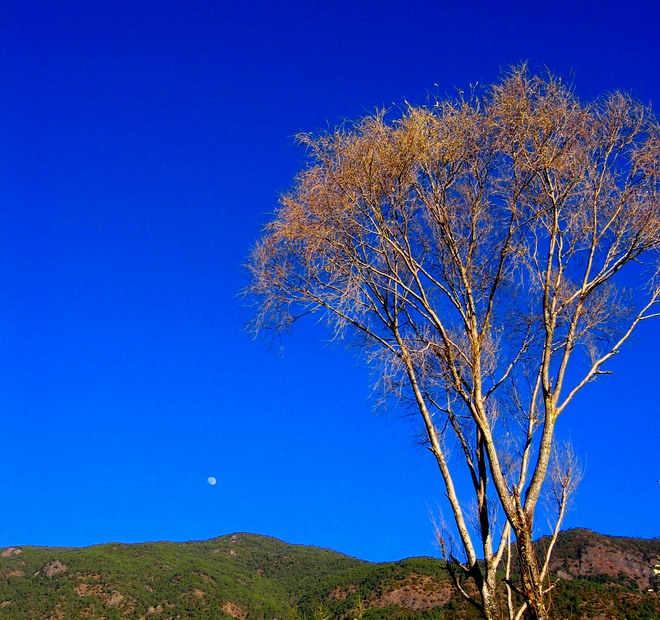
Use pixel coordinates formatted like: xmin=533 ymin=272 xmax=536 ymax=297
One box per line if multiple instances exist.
xmin=247 ymin=67 xmax=660 ymax=619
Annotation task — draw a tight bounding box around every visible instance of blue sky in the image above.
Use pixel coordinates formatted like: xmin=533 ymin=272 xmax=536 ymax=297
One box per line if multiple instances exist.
xmin=1 ymin=1 xmax=658 ymax=562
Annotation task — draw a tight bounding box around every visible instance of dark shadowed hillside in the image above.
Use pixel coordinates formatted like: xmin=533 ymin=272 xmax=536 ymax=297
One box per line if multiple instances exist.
xmin=0 ymin=529 xmax=658 ymax=619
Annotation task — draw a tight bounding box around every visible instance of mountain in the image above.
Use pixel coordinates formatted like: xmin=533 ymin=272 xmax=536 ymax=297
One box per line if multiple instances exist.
xmin=0 ymin=529 xmax=658 ymax=619
xmin=537 ymin=529 xmax=660 ymax=619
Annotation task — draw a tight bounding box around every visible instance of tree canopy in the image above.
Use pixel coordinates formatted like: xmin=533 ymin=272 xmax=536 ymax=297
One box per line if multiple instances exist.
xmin=248 ymin=67 xmax=660 ymax=619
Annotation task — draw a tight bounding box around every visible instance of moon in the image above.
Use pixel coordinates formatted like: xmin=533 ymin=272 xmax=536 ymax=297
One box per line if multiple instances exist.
xmin=207 ymin=477 xmax=217 ymax=486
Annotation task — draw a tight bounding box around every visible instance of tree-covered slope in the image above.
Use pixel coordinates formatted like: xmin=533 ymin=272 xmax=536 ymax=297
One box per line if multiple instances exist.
xmin=0 ymin=533 xmax=364 ymax=619
xmin=0 ymin=530 xmax=658 ymax=619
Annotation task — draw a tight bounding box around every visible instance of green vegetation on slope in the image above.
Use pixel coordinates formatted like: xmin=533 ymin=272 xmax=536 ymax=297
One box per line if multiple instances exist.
xmin=0 ymin=533 xmax=364 ymax=619
xmin=0 ymin=530 xmax=658 ymax=619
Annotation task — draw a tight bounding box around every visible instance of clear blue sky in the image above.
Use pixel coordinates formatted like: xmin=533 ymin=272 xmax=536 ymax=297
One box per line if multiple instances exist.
xmin=1 ymin=1 xmax=658 ymax=562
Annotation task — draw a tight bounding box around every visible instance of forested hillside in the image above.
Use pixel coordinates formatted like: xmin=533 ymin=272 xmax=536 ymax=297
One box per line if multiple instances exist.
xmin=0 ymin=529 xmax=658 ymax=619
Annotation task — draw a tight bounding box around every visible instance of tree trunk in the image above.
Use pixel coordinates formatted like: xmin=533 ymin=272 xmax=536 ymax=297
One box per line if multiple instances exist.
xmin=481 ymin=586 xmax=500 ymax=620
xmin=515 ymin=528 xmax=548 ymax=620
xmin=463 ymin=561 xmax=501 ymax=620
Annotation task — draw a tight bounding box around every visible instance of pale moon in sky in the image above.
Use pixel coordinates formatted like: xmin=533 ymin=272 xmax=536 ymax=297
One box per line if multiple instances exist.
xmin=207 ymin=477 xmax=217 ymax=486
